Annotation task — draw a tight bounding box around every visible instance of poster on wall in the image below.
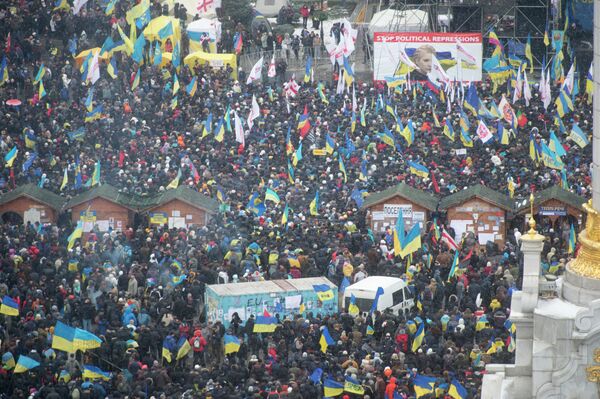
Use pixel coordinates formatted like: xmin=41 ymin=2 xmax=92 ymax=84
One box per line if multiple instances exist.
xmin=373 ymin=32 xmax=483 ymax=82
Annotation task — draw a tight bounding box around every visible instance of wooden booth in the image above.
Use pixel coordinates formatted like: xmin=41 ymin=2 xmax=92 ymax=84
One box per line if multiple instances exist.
xmin=439 ymin=184 xmax=513 ymax=245
xmin=0 ymin=183 xmax=64 ymax=224
xmin=141 ymin=186 xmax=218 ymax=229
xmin=515 ymin=186 xmax=587 ymax=231
xmin=63 ymin=185 xmax=138 ymax=232
xmin=362 ymin=183 xmax=438 ymax=233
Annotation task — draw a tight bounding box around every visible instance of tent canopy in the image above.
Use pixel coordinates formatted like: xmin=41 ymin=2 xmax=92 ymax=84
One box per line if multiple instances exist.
xmin=184 ymin=51 xmax=237 ymax=79
xmin=368 ymin=9 xmax=429 ymax=37
xmin=187 ymin=18 xmax=222 ymax=53
xmin=143 ymin=16 xmax=182 ymax=44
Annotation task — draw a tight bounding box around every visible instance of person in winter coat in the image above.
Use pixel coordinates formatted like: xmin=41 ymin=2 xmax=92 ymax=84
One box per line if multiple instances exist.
xmin=189 ymin=328 xmax=207 ymax=366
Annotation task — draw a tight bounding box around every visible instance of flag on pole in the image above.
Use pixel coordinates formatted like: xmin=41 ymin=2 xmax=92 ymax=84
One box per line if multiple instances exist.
xmin=246 ymin=56 xmax=264 ymax=85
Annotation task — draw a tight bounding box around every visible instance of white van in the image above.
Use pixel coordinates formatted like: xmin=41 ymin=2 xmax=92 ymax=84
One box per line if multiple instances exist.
xmin=343 ymin=276 xmax=414 ymax=316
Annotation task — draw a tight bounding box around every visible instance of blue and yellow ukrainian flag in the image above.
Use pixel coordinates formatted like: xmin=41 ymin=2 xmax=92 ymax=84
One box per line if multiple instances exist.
xmin=224 ymin=334 xmax=241 ymax=354
xmin=385 ymin=75 xmax=407 ymax=88
xmin=400 ymin=120 xmax=415 ymax=146
xmin=172 ymin=73 xmax=180 ymax=95
xmin=555 ymin=89 xmax=573 ymax=117
xmin=309 ymin=190 xmax=319 ymax=216
xmin=25 ymin=130 xmax=38 ymax=150
xmin=541 ymin=142 xmax=564 ymax=170
xmin=264 ymin=188 xmax=280 ymax=204
xmin=504 ymin=319 xmax=516 ymax=334
xmin=107 ymin=57 xmax=118 ymax=79
xmin=401 ymin=224 xmax=422 ymax=258
xmin=84 ymin=88 xmax=94 ymax=112
xmin=413 ymin=374 xmax=436 ymax=398
xmin=411 ymin=322 xmax=425 ymax=352
xmin=348 ymin=293 xmax=359 ymax=316
xmin=162 ymin=338 xmax=172 ymax=362
xmin=2 ymin=353 xmax=15 ymax=370
xmin=448 ymin=379 xmax=468 ymax=399
xmin=313 ymin=284 xmax=334 ymax=301
xmin=342 ymin=56 xmax=354 ymax=86
xmin=214 ymin=117 xmax=225 ymax=142
xmin=408 ymin=160 xmax=429 ymax=178
xmin=85 ymin=105 xmax=103 ymax=122
xmin=569 ymin=223 xmax=576 ymax=254
xmin=460 ymin=128 xmax=473 ymax=148
xmin=476 ymin=315 xmax=488 ymax=331
xmin=304 ymin=56 xmax=313 ymax=83
xmin=281 ymin=203 xmax=289 ymax=226
xmin=38 ymin=80 xmax=46 ymax=99
xmin=0 ymin=56 xmax=8 ymax=86
xmin=344 ymin=375 xmax=365 ymax=394
xmin=176 ymin=336 xmax=191 ymax=360
xmin=370 ymin=287 xmax=384 ymax=314
xmin=571 ymin=123 xmax=589 ymax=148
xmin=443 ymin=118 xmax=455 ymax=141
xmin=186 ymin=76 xmax=197 ymax=97
xmin=202 ymin=112 xmax=213 ymax=138
xmin=0 ymin=295 xmax=19 ymax=316
xmin=73 ymin=328 xmax=102 ymax=351
xmin=82 ymin=365 xmax=111 ymax=381
xmin=325 ymin=134 xmax=335 ymax=154
xmin=253 ymin=315 xmax=278 ymax=333
xmin=67 ymin=221 xmax=83 ymax=251
xmin=319 ymin=326 xmax=335 ymax=353
xmin=549 ymin=130 xmax=566 ymax=156
xmin=288 ymin=253 xmax=300 ymax=268
xmin=324 ymin=379 xmax=344 ymax=397
xmin=34 ymin=63 xmax=45 ymax=84
xmin=448 ymin=250 xmax=459 ymax=281
xmin=379 ymin=127 xmax=396 ymax=148
xmin=338 ymin=155 xmax=347 ymax=183
xmin=14 ymin=355 xmax=40 ymax=373
xmin=292 ymin=141 xmax=303 ymax=166
xmin=4 ymin=146 xmax=19 ymax=168
xmin=52 ymin=321 xmax=76 ymax=352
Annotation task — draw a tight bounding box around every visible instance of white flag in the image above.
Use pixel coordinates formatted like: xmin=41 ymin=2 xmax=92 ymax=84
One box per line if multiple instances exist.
xmin=431 ymin=55 xmax=451 ymax=84
xmin=73 ymin=0 xmax=89 ymax=15
xmin=523 ymin=70 xmax=532 ymax=106
xmin=196 ymin=0 xmax=222 ymax=16
xmin=247 ymin=94 xmax=260 ymax=130
xmin=352 ymin=85 xmax=357 ymax=112
xmin=512 ymin=65 xmax=522 ymax=104
xmin=476 ymin=120 xmax=493 ymax=143
xmin=246 ymin=56 xmax=264 ymax=85
xmin=562 ymin=62 xmax=575 ymax=94
xmin=267 ymin=55 xmax=276 ymax=78
xmin=88 ymin=51 xmax=100 ymax=85
xmin=543 ymin=68 xmax=552 ymax=110
xmin=284 ymin=77 xmax=299 ymax=97
xmin=336 ymin=70 xmax=344 ymax=95
xmin=234 ymin=110 xmax=245 ymax=147
xmin=456 ymin=40 xmax=477 ymax=65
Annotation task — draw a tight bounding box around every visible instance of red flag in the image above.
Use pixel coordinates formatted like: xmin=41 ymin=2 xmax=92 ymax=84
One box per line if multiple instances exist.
xmin=5 ymin=33 xmax=10 ymax=54
xmin=431 ymin=170 xmax=440 ymax=193
xmin=9 ymin=168 xmax=15 ymax=188
xmin=118 ymin=150 xmax=125 ymax=167
xmin=263 ymin=309 xmax=271 ymax=317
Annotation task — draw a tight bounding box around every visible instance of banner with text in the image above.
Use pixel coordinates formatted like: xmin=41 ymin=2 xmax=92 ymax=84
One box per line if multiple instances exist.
xmin=373 ymin=32 xmax=483 ymax=82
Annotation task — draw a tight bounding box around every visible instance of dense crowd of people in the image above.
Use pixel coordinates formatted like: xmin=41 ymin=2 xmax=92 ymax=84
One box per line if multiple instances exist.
xmin=0 ymin=0 xmax=592 ymax=398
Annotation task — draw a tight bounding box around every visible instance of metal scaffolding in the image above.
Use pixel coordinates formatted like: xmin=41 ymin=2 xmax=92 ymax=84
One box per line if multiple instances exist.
xmin=386 ymin=0 xmax=552 ymax=73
